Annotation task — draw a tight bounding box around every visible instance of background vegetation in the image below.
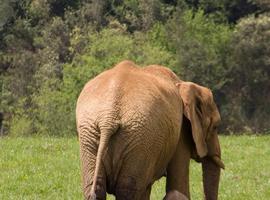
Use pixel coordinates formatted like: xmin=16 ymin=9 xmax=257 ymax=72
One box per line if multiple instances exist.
xmin=1 ymin=136 xmax=269 ymax=199
xmin=1 ymin=0 xmax=270 ymax=136
xmin=0 ymin=2 xmax=269 ymax=199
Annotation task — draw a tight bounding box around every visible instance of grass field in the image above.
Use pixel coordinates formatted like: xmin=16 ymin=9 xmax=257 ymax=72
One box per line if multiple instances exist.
xmin=0 ymin=135 xmax=269 ymax=200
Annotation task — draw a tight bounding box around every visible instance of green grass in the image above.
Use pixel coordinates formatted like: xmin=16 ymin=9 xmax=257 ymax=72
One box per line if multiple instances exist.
xmin=0 ymin=135 xmax=269 ymax=200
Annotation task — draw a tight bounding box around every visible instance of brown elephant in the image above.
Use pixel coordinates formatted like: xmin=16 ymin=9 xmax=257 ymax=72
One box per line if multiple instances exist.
xmin=163 ymin=190 xmax=188 ymax=200
xmin=76 ymin=60 xmax=224 ymax=200
xmin=76 ymin=60 xmax=183 ymax=199
xmin=166 ymin=82 xmax=225 ymax=200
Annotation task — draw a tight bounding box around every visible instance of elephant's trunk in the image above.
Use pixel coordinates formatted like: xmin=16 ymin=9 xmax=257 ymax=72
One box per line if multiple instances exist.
xmin=202 ymin=156 xmax=221 ymax=200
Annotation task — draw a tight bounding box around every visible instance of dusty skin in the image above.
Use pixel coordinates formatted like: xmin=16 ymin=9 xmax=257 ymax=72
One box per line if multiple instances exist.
xmin=76 ymin=60 xmax=224 ymax=200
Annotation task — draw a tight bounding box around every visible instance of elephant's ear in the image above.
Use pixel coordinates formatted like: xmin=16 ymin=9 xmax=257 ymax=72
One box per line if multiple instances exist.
xmin=176 ymin=82 xmax=208 ymax=158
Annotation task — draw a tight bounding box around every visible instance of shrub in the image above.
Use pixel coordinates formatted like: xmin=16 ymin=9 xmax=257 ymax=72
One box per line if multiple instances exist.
xmin=224 ymin=14 xmax=270 ymax=132
xmin=31 ymin=27 xmax=176 ymax=136
xmin=167 ymin=9 xmax=232 ymax=90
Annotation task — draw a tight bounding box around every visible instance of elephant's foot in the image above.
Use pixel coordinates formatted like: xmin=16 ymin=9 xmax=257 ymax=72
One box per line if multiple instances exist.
xmin=163 ymin=190 xmax=189 ymax=200
xmin=87 ymin=177 xmax=106 ymax=200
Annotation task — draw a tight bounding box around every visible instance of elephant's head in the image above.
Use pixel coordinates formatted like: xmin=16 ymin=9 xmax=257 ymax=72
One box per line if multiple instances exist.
xmin=177 ymin=81 xmax=224 ymax=200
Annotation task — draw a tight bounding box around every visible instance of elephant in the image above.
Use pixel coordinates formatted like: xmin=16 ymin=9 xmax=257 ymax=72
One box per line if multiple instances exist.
xmin=76 ymin=60 xmax=224 ymax=200
xmin=163 ymin=190 xmax=188 ymax=200
xmin=166 ymin=81 xmax=225 ymax=200
xmin=76 ymin=60 xmax=184 ymax=199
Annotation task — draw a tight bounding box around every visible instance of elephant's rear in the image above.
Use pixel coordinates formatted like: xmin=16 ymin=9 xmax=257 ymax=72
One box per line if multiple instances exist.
xmin=76 ymin=60 xmax=182 ymax=199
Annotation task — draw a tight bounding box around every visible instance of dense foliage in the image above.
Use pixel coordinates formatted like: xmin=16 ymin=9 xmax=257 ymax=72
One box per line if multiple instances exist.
xmin=0 ymin=0 xmax=269 ymax=135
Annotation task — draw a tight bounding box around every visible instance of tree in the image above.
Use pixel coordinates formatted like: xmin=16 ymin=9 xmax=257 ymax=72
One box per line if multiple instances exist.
xmin=0 ymin=0 xmax=15 ymax=33
xmin=225 ymin=14 xmax=270 ymax=132
xmin=167 ymin=9 xmax=232 ymax=89
xmin=183 ymin=0 xmax=261 ymax=23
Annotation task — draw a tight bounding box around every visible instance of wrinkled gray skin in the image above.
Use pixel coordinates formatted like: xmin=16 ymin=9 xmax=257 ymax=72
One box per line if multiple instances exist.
xmin=76 ymin=60 xmax=183 ymax=200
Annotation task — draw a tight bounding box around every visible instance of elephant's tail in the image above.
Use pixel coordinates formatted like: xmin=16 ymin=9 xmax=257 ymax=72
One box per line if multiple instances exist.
xmin=90 ymin=121 xmax=120 ymax=199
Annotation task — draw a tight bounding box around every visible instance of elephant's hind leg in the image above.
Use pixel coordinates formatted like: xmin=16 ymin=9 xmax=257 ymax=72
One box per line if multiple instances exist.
xmin=115 ymin=176 xmax=137 ymax=200
xmin=115 ymin=176 xmax=152 ymax=200
xmin=139 ymin=184 xmax=152 ymax=200
xmin=163 ymin=190 xmax=189 ymax=200
xmin=79 ymin=134 xmax=106 ymax=200
xmin=81 ymin=152 xmax=107 ymax=200
xmin=89 ymin=176 xmax=106 ymax=200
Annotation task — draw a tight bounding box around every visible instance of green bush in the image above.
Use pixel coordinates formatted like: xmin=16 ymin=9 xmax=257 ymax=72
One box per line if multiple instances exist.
xmin=167 ymin=9 xmax=232 ymax=89
xmin=30 ymin=27 xmax=176 ymax=136
xmin=9 ymin=116 xmax=33 ymax=137
xmin=8 ymin=97 xmax=34 ymax=136
xmin=1 ymin=1 xmax=270 ymax=135
xmin=224 ymin=14 xmax=270 ymax=132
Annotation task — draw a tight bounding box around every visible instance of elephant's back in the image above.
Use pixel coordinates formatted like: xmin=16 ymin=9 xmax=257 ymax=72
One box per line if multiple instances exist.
xmin=76 ymin=61 xmax=137 ymax=122
xmin=77 ymin=59 xmax=182 ymax=148
xmin=76 ymin=61 xmax=181 ymax=122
